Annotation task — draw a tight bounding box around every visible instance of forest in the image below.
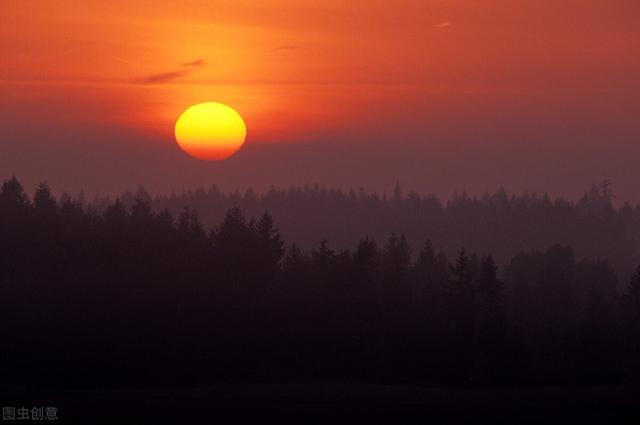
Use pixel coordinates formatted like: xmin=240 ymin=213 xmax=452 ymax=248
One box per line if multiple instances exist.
xmin=142 ymin=180 xmax=638 ymax=279
xmin=1 ymin=176 xmax=640 ymax=387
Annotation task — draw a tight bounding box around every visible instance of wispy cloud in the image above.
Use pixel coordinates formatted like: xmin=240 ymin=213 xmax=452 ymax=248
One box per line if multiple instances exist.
xmin=182 ymin=59 xmax=205 ymax=67
xmin=137 ymin=70 xmax=190 ymax=84
xmin=271 ymin=45 xmax=303 ymax=53
xmin=435 ymin=21 xmax=452 ymax=29
xmin=135 ymin=59 xmax=206 ymax=85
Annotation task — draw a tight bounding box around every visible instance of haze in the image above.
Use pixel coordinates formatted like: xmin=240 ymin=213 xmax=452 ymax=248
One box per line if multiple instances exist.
xmin=2 ymin=0 xmax=639 ymax=200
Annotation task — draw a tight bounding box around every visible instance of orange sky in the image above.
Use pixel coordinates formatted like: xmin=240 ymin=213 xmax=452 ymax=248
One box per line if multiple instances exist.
xmin=1 ymin=0 xmax=640 ymax=198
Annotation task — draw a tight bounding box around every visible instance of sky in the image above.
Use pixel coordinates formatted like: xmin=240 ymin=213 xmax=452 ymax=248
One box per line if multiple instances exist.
xmin=1 ymin=0 xmax=640 ymax=201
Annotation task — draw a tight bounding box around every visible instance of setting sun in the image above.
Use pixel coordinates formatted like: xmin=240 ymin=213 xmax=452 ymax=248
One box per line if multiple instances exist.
xmin=174 ymin=102 xmax=247 ymax=161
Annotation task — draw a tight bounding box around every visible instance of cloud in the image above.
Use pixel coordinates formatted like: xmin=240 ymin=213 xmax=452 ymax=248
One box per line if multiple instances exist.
xmin=435 ymin=21 xmax=452 ymax=28
xmin=135 ymin=59 xmax=206 ymax=84
xmin=182 ymin=59 xmax=205 ymax=67
xmin=137 ymin=70 xmax=190 ymax=84
xmin=271 ymin=45 xmax=303 ymax=52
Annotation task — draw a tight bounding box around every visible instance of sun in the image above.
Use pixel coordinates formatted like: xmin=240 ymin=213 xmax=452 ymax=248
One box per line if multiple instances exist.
xmin=174 ymin=102 xmax=247 ymax=161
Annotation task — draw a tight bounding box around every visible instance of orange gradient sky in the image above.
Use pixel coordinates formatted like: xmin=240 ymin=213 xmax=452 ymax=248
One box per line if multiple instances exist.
xmin=1 ymin=1 xmax=640 ymax=199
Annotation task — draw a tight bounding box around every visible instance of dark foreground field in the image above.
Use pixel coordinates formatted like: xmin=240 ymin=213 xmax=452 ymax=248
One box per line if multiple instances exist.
xmin=1 ymin=384 xmax=638 ymax=423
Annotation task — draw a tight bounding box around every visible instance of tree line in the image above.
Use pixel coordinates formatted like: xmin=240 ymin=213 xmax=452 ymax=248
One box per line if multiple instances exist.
xmin=1 ymin=176 xmax=640 ymax=387
xmin=111 ymin=180 xmax=637 ymax=280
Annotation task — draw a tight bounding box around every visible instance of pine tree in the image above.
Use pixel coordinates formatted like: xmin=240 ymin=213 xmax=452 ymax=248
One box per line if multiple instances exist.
xmin=212 ymin=205 xmax=248 ymax=247
xmin=623 ymin=265 xmax=640 ymax=325
xmin=354 ymin=236 xmax=379 ymax=279
xmin=475 ymin=255 xmax=510 ymax=384
xmin=445 ymin=248 xmax=477 ymax=382
xmin=0 ymin=176 xmax=30 ymax=209
xmin=353 ymin=236 xmax=380 ymax=311
xmin=131 ymin=193 xmax=152 ymax=221
xmin=381 ymin=233 xmax=411 ymax=313
xmin=392 ymin=182 xmax=403 ymax=205
xmin=33 ymin=182 xmax=57 ymax=215
xmin=282 ymin=243 xmax=307 ymax=280
xmin=448 ymin=248 xmax=474 ymax=305
xmin=104 ymin=198 xmax=128 ymax=227
xmin=177 ymin=207 xmax=206 ymax=242
xmin=477 ymin=255 xmax=504 ymax=324
xmin=256 ymin=211 xmax=285 ymax=268
xmin=383 ymin=233 xmax=411 ymax=279
xmin=416 ymin=241 xmax=449 ymax=293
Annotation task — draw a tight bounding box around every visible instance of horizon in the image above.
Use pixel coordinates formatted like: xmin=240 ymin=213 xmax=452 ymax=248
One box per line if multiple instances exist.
xmin=2 ymin=174 xmax=631 ymax=208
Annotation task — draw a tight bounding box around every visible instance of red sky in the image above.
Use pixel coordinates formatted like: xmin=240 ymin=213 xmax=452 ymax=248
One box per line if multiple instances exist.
xmin=1 ymin=0 xmax=639 ymax=201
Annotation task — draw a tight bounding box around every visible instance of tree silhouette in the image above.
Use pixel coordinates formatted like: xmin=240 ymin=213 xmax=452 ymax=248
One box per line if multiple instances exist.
xmin=448 ymin=248 xmax=475 ymax=310
xmin=475 ymin=255 xmax=509 ymax=383
xmin=477 ymin=255 xmax=504 ymax=325
xmin=255 ymin=211 xmax=285 ymax=280
xmin=33 ymin=182 xmax=57 ymax=216
xmin=0 ymin=176 xmax=29 ymax=208
xmin=622 ymin=265 xmax=640 ymax=378
xmin=623 ymin=265 xmax=640 ymax=323
xmin=0 ymin=176 xmax=638 ymax=388
xmin=381 ymin=233 xmax=411 ymax=315
xmin=445 ymin=248 xmax=476 ymax=382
